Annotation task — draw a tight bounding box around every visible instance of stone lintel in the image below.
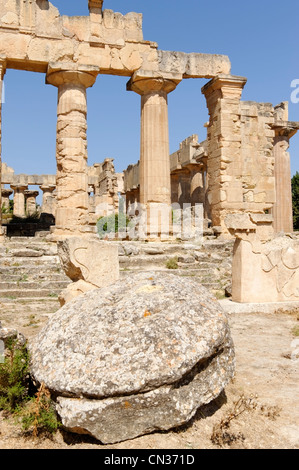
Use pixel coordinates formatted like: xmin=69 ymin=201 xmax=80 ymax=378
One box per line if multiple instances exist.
xmin=157 ymin=50 xmax=231 ymax=78
xmin=127 ymin=69 xmax=182 ymax=95
xmin=46 ymin=62 xmax=100 ymax=88
xmin=201 ymin=74 xmax=247 ymax=96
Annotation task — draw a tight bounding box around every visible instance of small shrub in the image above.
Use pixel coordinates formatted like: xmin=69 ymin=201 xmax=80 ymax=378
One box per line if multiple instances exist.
xmin=166 ymin=256 xmax=178 ymax=270
xmin=292 ymin=325 xmax=299 ymax=337
xmin=0 ymin=338 xmax=59 ymax=437
xmin=97 ymin=213 xmax=130 ymax=238
xmin=211 ymin=394 xmax=280 ymax=447
xmin=21 ymin=382 xmax=60 ymax=437
xmin=0 ymin=338 xmax=30 ymax=412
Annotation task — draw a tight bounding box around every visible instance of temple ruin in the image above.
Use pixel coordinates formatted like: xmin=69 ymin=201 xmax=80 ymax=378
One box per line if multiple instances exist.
xmin=1 ymin=0 xmax=297 ymax=241
xmin=0 ymin=1 xmax=299 ymax=447
xmin=0 ymin=0 xmax=298 ymax=305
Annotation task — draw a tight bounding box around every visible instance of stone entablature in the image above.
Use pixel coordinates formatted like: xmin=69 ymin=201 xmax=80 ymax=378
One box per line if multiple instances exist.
xmin=1 ymin=159 xmax=124 ymax=222
xmin=0 ymin=1 xmax=230 ymax=78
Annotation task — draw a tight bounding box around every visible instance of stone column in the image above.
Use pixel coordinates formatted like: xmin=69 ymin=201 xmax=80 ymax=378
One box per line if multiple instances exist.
xmin=0 ymin=59 xmax=6 ymax=241
xmin=127 ymin=71 xmax=182 ymax=238
xmin=272 ymin=126 xmax=298 ymax=233
xmin=1 ymin=189 xmax=13 ymax=211
xmin=11 ymin=184 xmax=28 ymax=218
xmin=24 ymin=190 xmax=39 ymax=216
xmin=46 ymin=64 xmax=98 ymax=237
xmin=40 ymin=184 xmax=56 ymax=216
xmin=202 ymin=75 xmax=247 ymax=235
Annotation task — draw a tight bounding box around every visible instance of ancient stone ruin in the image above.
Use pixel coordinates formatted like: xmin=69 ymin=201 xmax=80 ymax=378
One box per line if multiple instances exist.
xmin=1 ymin=1 xmax=297 ymax=241
xmin=0 ymin=0 xmax=298 ymax=444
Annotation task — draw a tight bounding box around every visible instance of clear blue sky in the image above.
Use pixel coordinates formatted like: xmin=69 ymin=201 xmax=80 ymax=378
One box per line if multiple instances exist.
xmin=2 ymin=0 xmax=299 ymax=181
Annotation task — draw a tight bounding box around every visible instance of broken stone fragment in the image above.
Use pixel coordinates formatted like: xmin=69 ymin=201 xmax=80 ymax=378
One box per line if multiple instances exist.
xmin=58 ymin=279 xmax=97 ymax=307
xmin=57 ymin=236 xmax=119 ymax=287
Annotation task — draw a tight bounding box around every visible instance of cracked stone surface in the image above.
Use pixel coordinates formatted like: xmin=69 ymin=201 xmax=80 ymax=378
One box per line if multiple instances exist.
xmin=30 ymin=271 xmax=234 ymax=443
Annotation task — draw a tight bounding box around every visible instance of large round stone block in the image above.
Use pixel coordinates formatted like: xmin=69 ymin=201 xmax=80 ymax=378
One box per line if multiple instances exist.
xmin=30 ymin=272 xmax=234 ymax=443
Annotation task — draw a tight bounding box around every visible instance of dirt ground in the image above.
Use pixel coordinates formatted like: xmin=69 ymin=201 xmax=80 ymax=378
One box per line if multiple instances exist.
xmin=0 ymin=302 xmax=298 ymax=450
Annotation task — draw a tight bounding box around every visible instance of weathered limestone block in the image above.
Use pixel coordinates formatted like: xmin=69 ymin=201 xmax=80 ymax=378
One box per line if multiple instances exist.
xmin=227 ymin=213 xmax=299 ymax=303
xmin=30 ymin=272 xmax=234 ymax=444
xmin=157 ymin=51 xmax=231 ymax=78
xmin=57 ymin=236 xmax=119 ymax=288
xmin=232 ymin=235 xmax=299 ymax=303
xmin=58 ymin=279 xmax=96 ymax=307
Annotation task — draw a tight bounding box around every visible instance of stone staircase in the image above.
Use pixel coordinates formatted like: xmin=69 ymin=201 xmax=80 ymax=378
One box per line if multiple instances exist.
xmin=0 ymin=236 xmax=71 ymax=336
xmin=116 ymin=239 xmax=234 ymax=296
xmin=0 ymin=235 xmax=234 ymax=338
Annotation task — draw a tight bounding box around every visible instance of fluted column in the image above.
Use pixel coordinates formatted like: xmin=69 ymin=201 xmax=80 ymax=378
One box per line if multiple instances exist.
xmin=0 ymin=59 xmax=6 ymax=241
xmin=127 ymin=71 xmax=181 ymax=238
xmin=25 ymin=190 xmax=39 ymax=216
xmin=272 ymin=126 xmax=298 ymax=233
xmin=1 ymin=189 xmax=13 ymax=211
xmin=46 ymin=64 xmax=98 ymax=237
xmin=40 ymin=184 xmax=56 ymax=216
xmin=11 ymin=184 xmax=28 ymax=218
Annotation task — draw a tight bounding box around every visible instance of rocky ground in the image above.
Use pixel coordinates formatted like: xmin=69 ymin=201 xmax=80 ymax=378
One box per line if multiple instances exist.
xmin=0 ymin=301 xmax=298 ymax=450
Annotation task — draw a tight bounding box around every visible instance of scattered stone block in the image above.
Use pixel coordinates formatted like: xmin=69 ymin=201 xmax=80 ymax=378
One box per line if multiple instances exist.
xmin=57 ymin=237 xmax=119 ymax=288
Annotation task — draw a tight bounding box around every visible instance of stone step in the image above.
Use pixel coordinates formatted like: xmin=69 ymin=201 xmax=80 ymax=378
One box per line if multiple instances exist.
xmin=0 ymin=297 xmax=60 ymax=305
xmin=0 ymin=289 xmax=61 ymax=299
xmin=0 ymin=273 xmax=68 ymax=283
xmin=0 ymin=254 xmax=59 ymax=263
xmin=0 ymin=263 xmax=64 ymax=272
xmin=0 ymin=280 xmax=70 ymax=290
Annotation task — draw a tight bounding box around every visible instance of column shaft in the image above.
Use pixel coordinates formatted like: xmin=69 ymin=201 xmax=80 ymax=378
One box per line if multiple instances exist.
xmin=40 ymin=184 xmax=56 ymax=215
xmin=56 ymin=82 xmax=89 ymax=233
xmin=273 ymin=135 xmax=293 ymax=233
xmin=11 ymin=185 xmax=27 ymax=218
xmin=46 ymin=67 xmax=98 ymax=237
xmin=140 ymin=90 xmax=171 ymax=206
xmin=127 ymin=73 xmax=181 ymax=238
xmin=0 ymin=60 xmax=6 ymax=240
xmin=202 ymin=75 xmax=247 ymax=234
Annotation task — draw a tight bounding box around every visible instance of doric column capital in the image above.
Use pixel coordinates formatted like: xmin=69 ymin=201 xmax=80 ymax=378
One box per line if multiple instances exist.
xmin=0 ymin=56 xmax=6 ymax=79
xmin=1 ymin=189 xmax=13 ymax=197
xmin=127 ymin=70 xmax=182 ymax=96
xmin=201 ymin=74 xmax=247 ymax=99
xmin=272 ymin=121 xmax=299 ymax=139
xmin=46 ymin=63 xmax=99 ymax=89
xmin=40 ymin=184 xmax=56 ymax=193
xmin=88 ymin=0 xmax=103 ymax=12
xmin=24 ymin=190 xmax=39 ymax=198
xmin=11 ymin=184 xmax=28 ymax=192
